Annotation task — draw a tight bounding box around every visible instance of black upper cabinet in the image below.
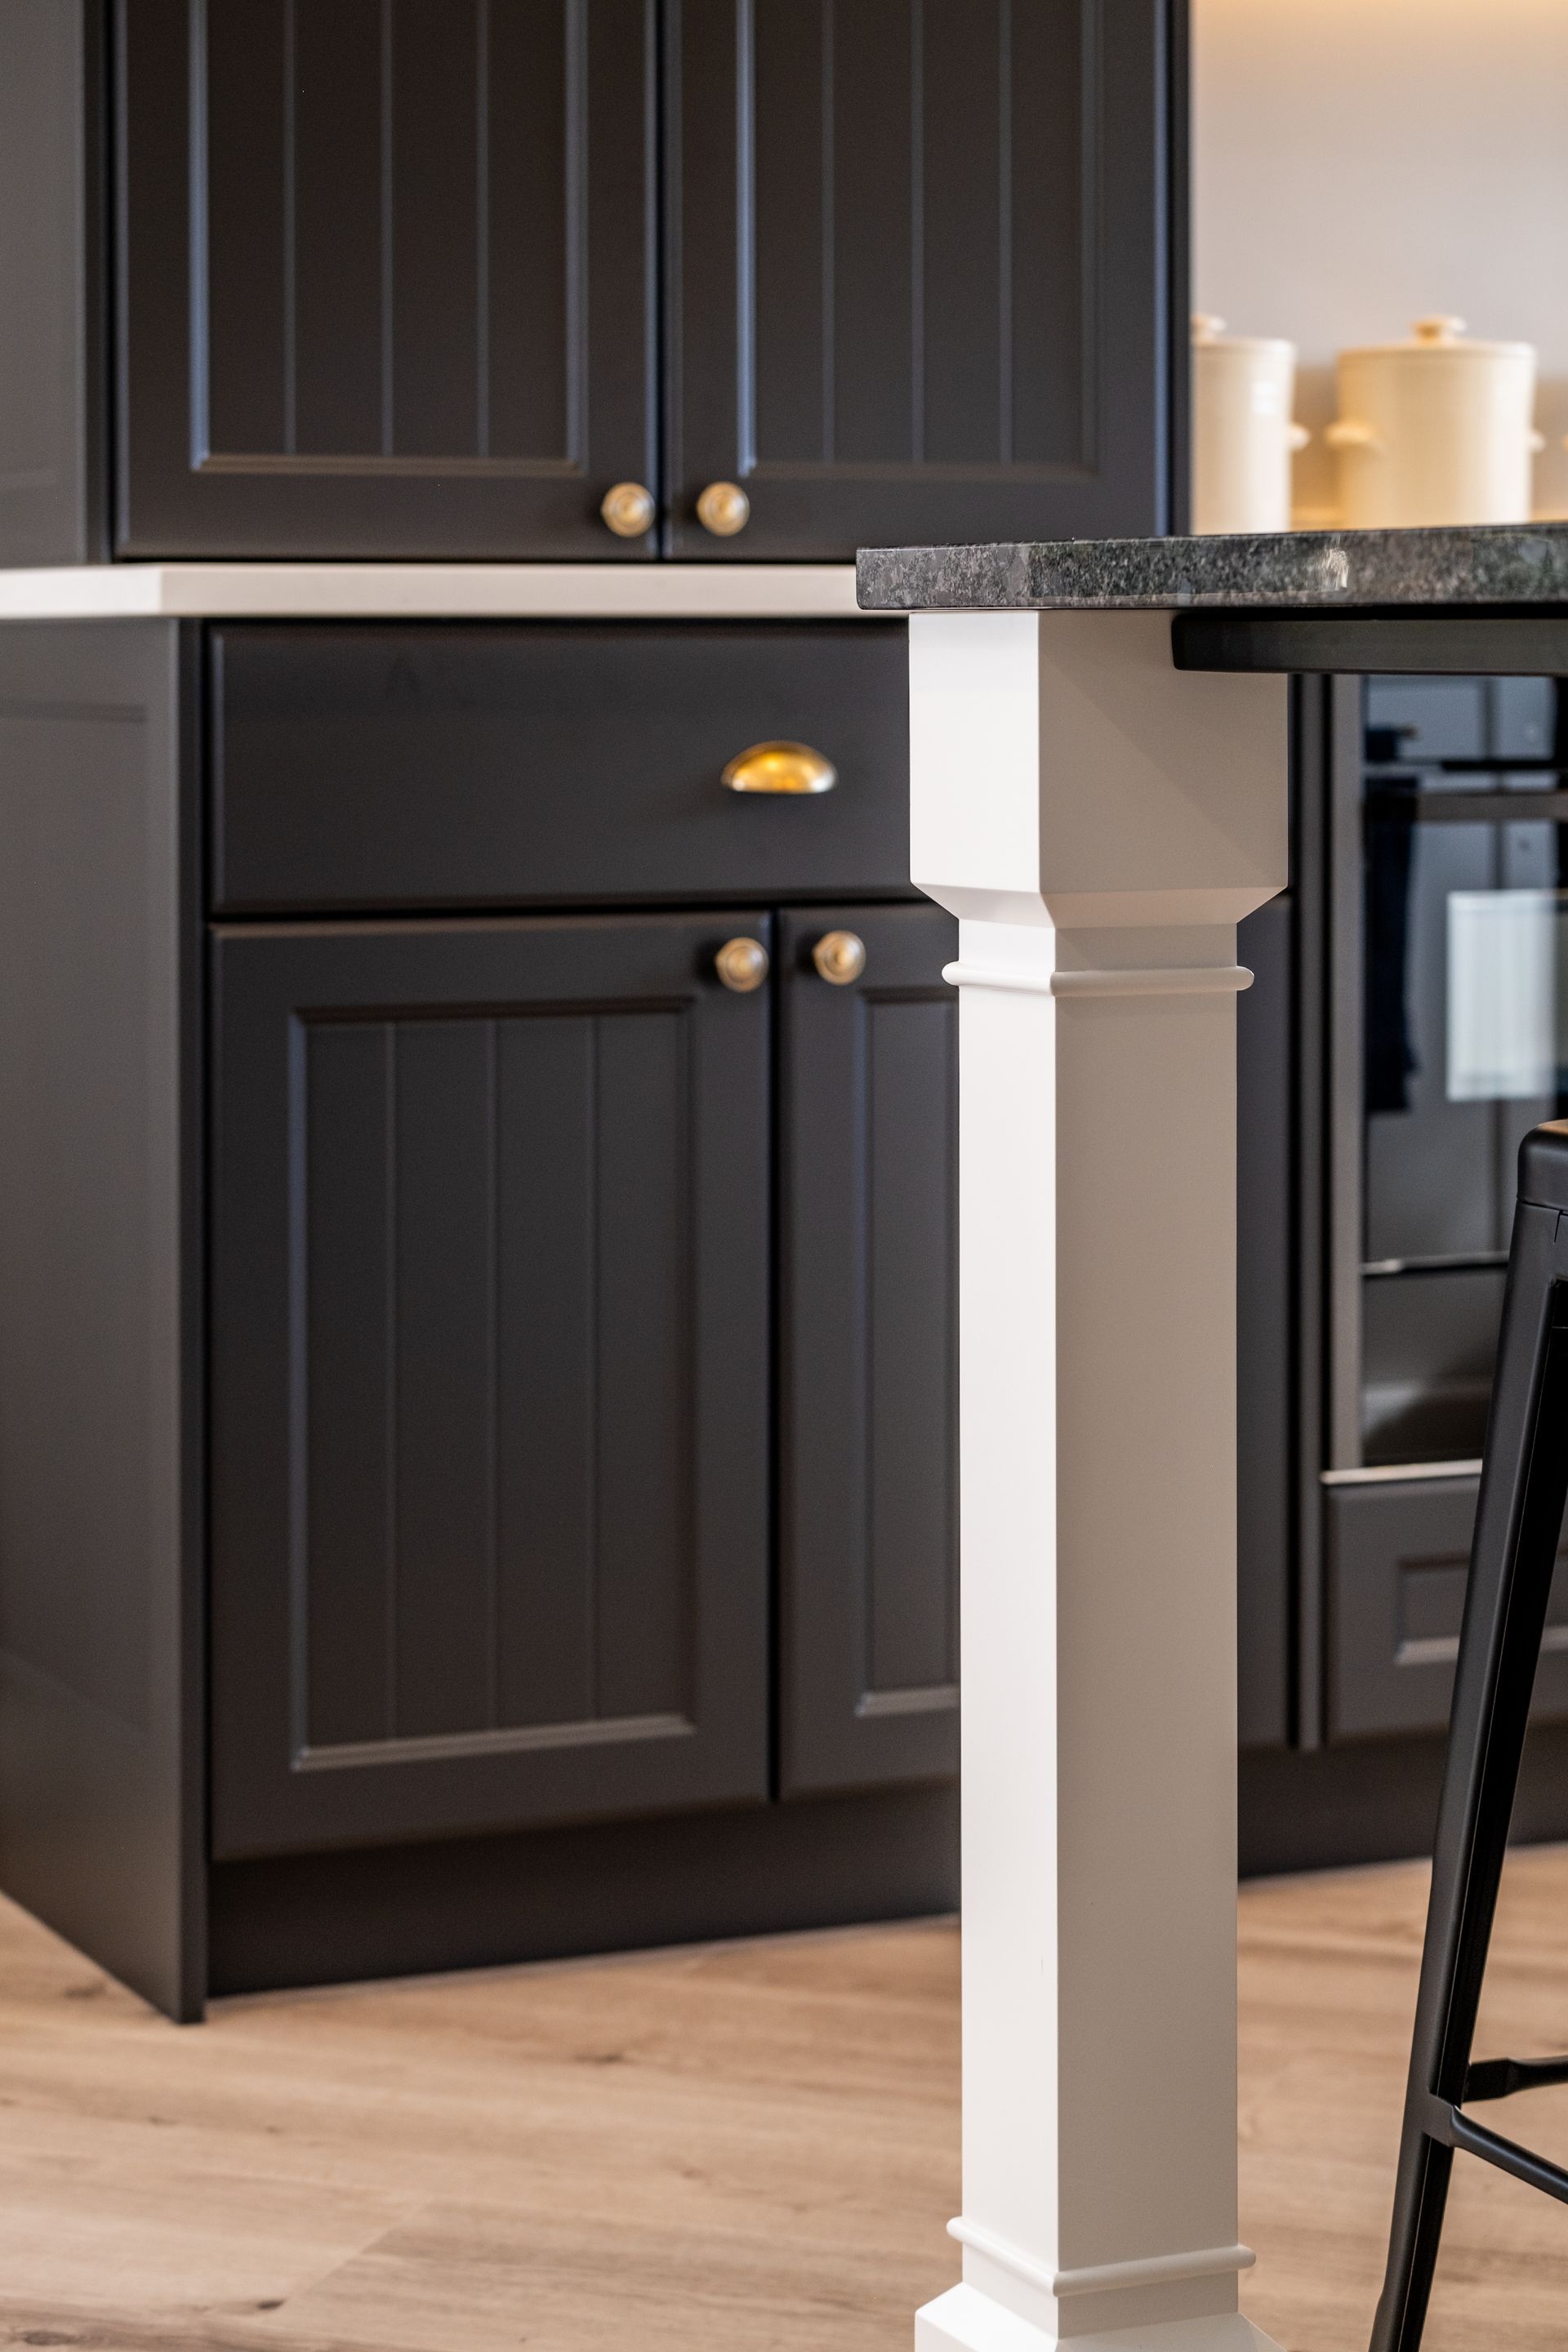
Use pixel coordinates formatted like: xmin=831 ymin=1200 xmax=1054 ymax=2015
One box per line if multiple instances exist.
xmin=2 ymin=0 xmax=1182 ymax=563
xmin=669 ymin=0 xmax=1182 ymax=558
xmin=115 ymin=0 xmax=659 ymax=559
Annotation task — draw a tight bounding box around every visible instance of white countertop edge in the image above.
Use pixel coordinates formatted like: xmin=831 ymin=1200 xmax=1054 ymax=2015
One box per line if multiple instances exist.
xmin=0 ymin=562 xmax=881 ymax=622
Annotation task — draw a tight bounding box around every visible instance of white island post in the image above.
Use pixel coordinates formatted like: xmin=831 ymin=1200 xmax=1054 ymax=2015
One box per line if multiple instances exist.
xmin=909 ymin=607 xmax=1289 ymax=2352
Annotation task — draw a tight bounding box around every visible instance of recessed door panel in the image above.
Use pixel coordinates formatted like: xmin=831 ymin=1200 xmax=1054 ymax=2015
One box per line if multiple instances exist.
xmin=211 ymin=913 xmax=770 ymax=1856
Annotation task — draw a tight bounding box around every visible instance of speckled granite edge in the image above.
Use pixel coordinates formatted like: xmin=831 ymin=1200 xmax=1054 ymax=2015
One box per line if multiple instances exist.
xmin=855 ymin=526 xmax=1568 ymax=612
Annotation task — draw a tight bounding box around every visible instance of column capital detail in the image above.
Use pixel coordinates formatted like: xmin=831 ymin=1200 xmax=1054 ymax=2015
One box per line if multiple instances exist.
xmin=909 ymin=608 xmax=1288 ymax=932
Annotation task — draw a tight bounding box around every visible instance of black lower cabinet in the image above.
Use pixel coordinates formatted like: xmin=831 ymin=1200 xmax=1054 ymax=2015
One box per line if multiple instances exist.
xmin=24 ymin=621 xmax=1562 ymax=2005
xmin=0 ymin=622 xmax=202 ymax=2022
xmin=0 ymin=617 xmax=961 ymax=2020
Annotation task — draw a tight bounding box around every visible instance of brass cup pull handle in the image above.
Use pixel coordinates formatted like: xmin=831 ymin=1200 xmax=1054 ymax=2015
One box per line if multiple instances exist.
xmin=599 ymin=481 xmax=657 ymax=537
xmin=721 ymin=740 xmax=837 ymax=796
xmin=812 ymin=930 xmax=866 ymax=987
xmin=715 ymin=937 xmax=770 ymax=994
xmin=696 ymin=480 xmax=751 ymax=537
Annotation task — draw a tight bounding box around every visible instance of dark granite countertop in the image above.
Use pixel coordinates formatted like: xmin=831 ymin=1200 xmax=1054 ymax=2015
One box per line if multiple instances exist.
xmin=854 ymin=524 xmax=1568 ymax=613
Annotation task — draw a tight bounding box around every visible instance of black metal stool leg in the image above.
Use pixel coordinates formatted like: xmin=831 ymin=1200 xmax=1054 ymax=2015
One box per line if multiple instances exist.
xmin=1370 ymin=1125 xmax=1568 ymax=2352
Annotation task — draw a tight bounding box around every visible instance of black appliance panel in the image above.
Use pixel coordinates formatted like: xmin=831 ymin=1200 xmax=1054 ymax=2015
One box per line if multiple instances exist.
xmin=1360 ymin=674 xmax=1565 ymax=1466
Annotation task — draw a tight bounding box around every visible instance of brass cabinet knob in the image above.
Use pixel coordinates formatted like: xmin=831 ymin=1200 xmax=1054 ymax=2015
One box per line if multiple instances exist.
xmin=812 ymin=930 xmax=866 ymax=987
xmin=599 ymin=481 xmax=657 ymax=537
xmin=696 ymin=480 xmax=751 ymax=537
xmin=721 ymin=740 xmax=837 ymax=795
xmin=715 ymin=936 xmax=769 ymax=993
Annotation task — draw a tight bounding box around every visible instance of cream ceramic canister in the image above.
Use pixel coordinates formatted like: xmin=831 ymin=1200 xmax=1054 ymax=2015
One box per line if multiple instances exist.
xmin=1326 ymin=317 xmax=1543 ymax=528
xmin=1190 ymin=316 xmax=1309 ymax=534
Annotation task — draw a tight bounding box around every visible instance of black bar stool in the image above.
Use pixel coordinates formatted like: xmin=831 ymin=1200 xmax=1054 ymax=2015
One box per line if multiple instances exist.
xmin=1371 ymin=1120 xmax=1568 ymax=2352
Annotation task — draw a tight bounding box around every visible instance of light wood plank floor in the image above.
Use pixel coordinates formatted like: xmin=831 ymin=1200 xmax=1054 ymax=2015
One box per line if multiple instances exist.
xmin=5 ymin=1851 xmax=1568 ymax=2349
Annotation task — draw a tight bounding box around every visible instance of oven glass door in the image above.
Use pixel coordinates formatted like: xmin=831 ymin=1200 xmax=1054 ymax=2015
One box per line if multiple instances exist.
xmin=1361 ymin=675 xmax=1564 ymax=1465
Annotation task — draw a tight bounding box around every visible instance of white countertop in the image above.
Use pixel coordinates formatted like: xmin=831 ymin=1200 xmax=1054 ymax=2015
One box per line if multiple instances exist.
xmin=0 ymin=563 xmax=878 ymax=622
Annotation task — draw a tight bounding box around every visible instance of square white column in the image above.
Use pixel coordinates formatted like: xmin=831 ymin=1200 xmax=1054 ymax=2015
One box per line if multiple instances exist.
xmin=910 ymin=611 xmax=1290 ymax=2352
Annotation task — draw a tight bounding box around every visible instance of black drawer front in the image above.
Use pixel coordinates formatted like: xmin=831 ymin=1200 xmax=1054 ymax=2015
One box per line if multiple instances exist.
xmin=210 ymin=621 xmax=913 ymax=913
xmin=1328 ymin=1476 xmax=1568 ymax=1740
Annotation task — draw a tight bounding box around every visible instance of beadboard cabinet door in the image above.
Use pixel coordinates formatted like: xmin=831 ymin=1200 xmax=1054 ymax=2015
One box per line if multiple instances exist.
xmin=116 ymin=0 xmax=658 ymax=559
xmin=209 ymin=914 xmax=770 ymax=1858
xmin=778 ymin=902 xmax=960 ymax=1793
xmin=666 ymin=0 xmax=1183 ymax=559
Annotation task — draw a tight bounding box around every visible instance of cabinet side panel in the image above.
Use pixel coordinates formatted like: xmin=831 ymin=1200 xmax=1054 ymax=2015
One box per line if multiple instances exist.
xmin=0 ymin=621 xmax=201 ymax=2019
xmin=0 ymin=0 xmax=102 ymax=565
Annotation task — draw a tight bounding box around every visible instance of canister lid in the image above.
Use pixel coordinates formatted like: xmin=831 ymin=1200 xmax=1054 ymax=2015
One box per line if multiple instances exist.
xmin=1192 ymin=313 xmax=1295 ymax=357
xmin=1339 ymin=315 xmax=1535 ymax=361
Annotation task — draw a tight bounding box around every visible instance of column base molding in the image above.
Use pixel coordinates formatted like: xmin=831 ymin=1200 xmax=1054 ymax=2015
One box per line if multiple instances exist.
xmin=947 ymin=2216 xmax=1257 ymax=2300
xmin=916 ymin=2283 xmax=1285 ymax=2352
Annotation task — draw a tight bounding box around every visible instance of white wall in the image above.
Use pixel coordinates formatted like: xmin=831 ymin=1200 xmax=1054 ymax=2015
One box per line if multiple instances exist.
xmin=1192 ymin=0 xmax=1568 ymax=520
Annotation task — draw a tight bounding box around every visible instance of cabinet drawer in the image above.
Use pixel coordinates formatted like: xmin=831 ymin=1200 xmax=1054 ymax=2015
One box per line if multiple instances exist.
xmin=1328 ymin=1476 xmax=1568 ymax=1739
xmin=210 ymin=622 xmax=912 ymax=913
